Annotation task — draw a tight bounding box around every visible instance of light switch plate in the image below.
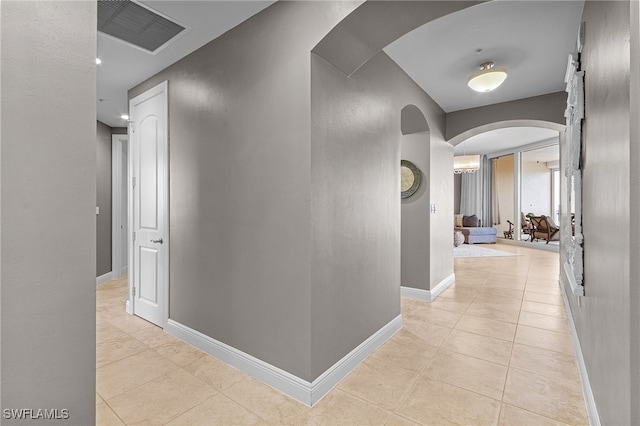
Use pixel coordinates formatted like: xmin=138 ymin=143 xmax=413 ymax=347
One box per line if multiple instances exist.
xmin=96 ymin=206 xmax=100 ymax=215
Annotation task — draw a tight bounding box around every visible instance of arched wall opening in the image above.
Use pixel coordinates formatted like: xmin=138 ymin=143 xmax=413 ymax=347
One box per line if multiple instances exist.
xmin=452 ymin=120 xmax=565 ymax=247
xmin=399 ymin=105 xmax=432 ymax=298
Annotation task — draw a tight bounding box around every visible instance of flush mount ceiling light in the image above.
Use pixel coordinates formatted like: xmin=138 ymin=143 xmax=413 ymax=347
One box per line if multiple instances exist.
xmin=467 ymin=61 xmax=508 ymax=92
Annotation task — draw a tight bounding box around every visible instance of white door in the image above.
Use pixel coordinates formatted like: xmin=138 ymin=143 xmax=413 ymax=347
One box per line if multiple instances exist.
xmin=129 ymin=81 xmax=168 ymax=327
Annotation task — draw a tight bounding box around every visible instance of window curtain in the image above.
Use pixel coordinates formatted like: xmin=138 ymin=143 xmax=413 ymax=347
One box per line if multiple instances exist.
xmin=459 ymin=155 xmax=493 ymax=226
xmin=491 ymin=157 xmax=501 ymax=225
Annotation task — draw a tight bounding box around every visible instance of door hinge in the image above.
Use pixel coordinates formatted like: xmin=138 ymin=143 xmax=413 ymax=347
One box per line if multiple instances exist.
xmin=132 ymin=176 xmax=136 ymax=188
xmin=130 ymin=121 xmax=135 ymax=133
xmin=132 ymin=286 xmax=136 ymax=297
xmin=132 ymin=231 xmax=136 ymax=242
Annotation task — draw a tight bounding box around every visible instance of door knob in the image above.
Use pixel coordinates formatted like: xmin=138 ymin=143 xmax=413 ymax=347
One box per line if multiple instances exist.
xmin=151 ymin=238 xmax=163 ymax=244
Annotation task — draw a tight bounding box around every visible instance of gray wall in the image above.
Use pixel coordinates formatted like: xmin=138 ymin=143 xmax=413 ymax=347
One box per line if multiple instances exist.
xmin=130 ymin=1 xmax=360 ymax=382
xmin=96 ymin=121 xmax=113 ymax=277
xmin=130 ymin=0 xmax=456 ymax=381
xmin=429 ymin=130 xmax=454 ymax=288
xmin=629 ymin=1 xmax=640 ymax=422
xmin=453 ymin=173 xmax=462 ymax=214
xmin=446 ymin=92 xmax=566 ymax=143
xmin=401 ymin=132 xmax=430 ymax=291
xmin=310 ymin=50 xmax=449 ymax=376
xmin=0 ymin=1 xmax=97 ymax=424
xmin=96 ymin=122 xmax=127 ymax=278
xmin=561 ymin=1 xmax=637 ymax=424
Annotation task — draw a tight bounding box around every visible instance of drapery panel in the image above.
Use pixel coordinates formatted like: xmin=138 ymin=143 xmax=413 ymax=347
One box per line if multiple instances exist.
xmin=459 ymin=155 xmax=492 ymax=226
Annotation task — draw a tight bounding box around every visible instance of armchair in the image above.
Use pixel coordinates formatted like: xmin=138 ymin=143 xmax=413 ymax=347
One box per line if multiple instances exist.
xmin=529 ymin=215 xmax=560 ymax=244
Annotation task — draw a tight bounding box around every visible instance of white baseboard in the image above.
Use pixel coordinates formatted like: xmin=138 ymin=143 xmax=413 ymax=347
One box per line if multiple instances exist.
xmin=96 ymin=271 xmax=113 ymax=286
xmin=125 ymin=299 xmax=132 ymax=315
xmin=401 ymin=273 xmax=455 ymax=302
xmin=164 ymin=314 xmax=402 ymax=406
xmin=560 ymin=278 xmax=600 ymax=426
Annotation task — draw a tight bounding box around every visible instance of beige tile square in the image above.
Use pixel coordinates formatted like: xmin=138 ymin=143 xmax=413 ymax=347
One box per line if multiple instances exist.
xmin=524 ymin=291 xmax=564 ymax=306
xmin=484 ymin=279 xmax=527 ymax=291
xmin=108 ymin=314 xmax=158 ymax=334
xmin=525 ymin=285 xmax=562 ymax=296
xmin=518 ymin=311 xmax=570 ymax=334
xmin=96 ymin=402 xmax=124 ymax=426
xmin=521 ymin=300 xmax=566 ymax=318
xmin=222 ymin=377 xmax=311 ymax=425
xmin=183 ymin=355 xmax=248 ymax=391
xmin=97 ymin=349 xmax=179 ymax=400
xmin=526 ymin=277 xmax=561 ymax=288
xmin=423 ymin=350 xmax=508 ymax=400
xmin=129 ymin=326 xmax=179 ymax=348
xmin=166 ymin=394 xmax=266 ymax=426
xmin=96 ymin=322 xmax=128 ymax=343
xmin=514 ymin=325 xmax=575 ymax=355
xmin=487 ymin=272 xmax=528 ymax=283
xmin=451 ymin=278 xmax=487 ymax=290
xmin=153 ymin=339 xmax=207 ymax=367
xmin=499 ymin=403 xmax=570 ymax=426
xmin=438 ymin=286 xmax=479 ymax=302
xmin=337 ymin=357 xmax=418 ymax=410
xmin=96 ymin=335 xmax=148 ymax=369
xmin=503 ymin=368 xmax=588 ymax=425
xmin=429 ymin=297 xmax=472 ymax=314
xmin=402 ymin=305 xmax=462 ymax=328
xmin=441 ymin=329 xmax=513 ymax=365
xmin=385 ymin=414 xmax=421 ymax=425
xmin=96 ymin=393 xmax=104 ymax=406
xmin=455 ymin=315 xmax=517 ymax=342
xmin=107 ymin=369 xmax=216 ymax=425
xmin=465 ymin=301 xmax=520 ymax=324
xmin=310 ymin=388 xmax=391 ymax=425
xmin=510 ymin=343 xmax=580 ymax=384
xmin=473 ymin=294 xmax=523 ymax=310
xmin=370 ymin=329 xmax=438 ymax=372
xmin=402 ymin=319 xmax=452 ymax=347
xmin=397 ymin=376 xmax=501 ymax=425
xmin=478 ymin=287 xmax=524 ymax=301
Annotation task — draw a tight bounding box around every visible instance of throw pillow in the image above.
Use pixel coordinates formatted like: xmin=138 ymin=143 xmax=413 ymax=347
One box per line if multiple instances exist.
xmin=463 ymin=214 xmax=479 ymax=227
xmin=455 ymin=214 xmax=463 ymax=227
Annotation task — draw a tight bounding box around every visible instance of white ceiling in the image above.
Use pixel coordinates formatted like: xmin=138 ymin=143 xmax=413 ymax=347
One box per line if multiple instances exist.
xmin=97 ymin=1 xmax=275 ymax=127
xmin=97 ymin=0 xmax=584 ymax=156
xmin=453 ymin=126 xmax=558 ymax=155
xmin=522 ymin=143 xmax=559 ymax=163
xmin=384 ymin=0 xmax=585 ymax=113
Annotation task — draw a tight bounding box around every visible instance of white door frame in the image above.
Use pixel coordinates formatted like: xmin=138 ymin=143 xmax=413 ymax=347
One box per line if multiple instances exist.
xmin=126 ymin=80 xmax=170 ymax=326
xmin=111 ymin=134 xmax=128 ymax=280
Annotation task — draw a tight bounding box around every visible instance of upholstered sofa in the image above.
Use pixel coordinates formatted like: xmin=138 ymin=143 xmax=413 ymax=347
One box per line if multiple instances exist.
xmin=454 ymin=214 xmax=498 ymax=244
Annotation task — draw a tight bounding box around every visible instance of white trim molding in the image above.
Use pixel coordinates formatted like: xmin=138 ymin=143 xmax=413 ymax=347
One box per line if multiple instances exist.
xmin=164 ymin=314 xmax=402 ymax=406
xmin=96 ymin=271 xmax=113 ymax=286
xmin=560 ymin=282 xmax=600 ymax=425
xmin=401 ymin=273 xmax=455 ymax=302
xmin=111 ymin=134 xmax=129 ymax=281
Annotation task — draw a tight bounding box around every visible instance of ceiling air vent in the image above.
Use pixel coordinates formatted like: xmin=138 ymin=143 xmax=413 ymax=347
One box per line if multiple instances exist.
xmin=98 ymin=0 xmax=186 ymax=53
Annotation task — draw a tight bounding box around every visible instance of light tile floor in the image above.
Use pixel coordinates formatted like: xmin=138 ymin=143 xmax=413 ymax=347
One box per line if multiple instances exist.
xmin=96 ymin=243 xmax=588 ymax=425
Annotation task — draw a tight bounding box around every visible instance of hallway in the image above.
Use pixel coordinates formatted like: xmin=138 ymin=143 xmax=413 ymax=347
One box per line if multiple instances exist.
xmin=96 ymin=243 xmax=588 ymax=425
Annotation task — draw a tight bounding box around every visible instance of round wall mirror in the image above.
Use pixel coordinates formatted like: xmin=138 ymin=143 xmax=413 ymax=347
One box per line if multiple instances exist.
xmin=401 ymin=160 xmax=421 ymax=198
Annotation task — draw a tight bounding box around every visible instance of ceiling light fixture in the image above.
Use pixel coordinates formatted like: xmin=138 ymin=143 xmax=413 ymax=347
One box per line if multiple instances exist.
xmin=467 ymin=61 xmax=507 ymax=92
xmin=454 ymin=155 xmax=480 ymax=174
xmin=96 ymin=58 xmax=102 ymax=65
xmin=454 ymin=139 xmax=480 ymax=174
xmin=121 ymin=114 xmax=129 ymax=120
